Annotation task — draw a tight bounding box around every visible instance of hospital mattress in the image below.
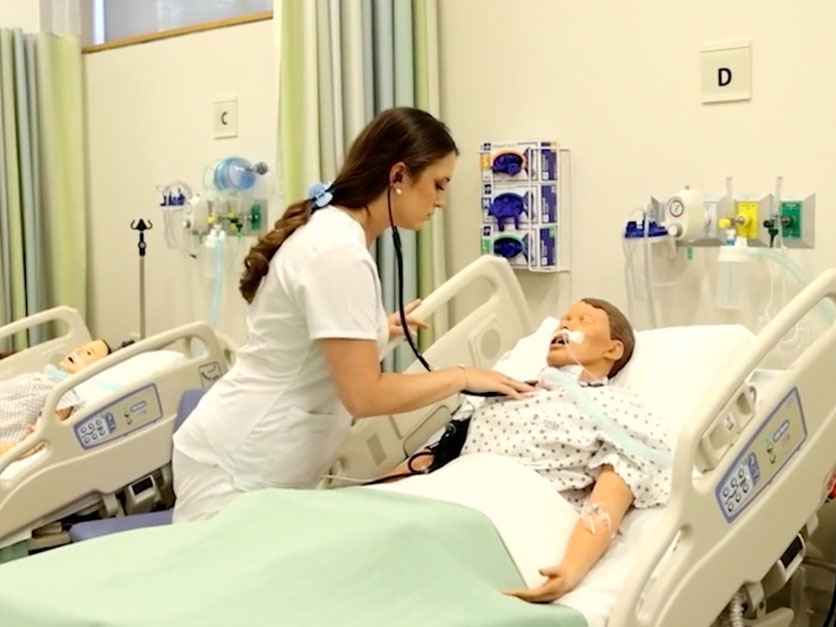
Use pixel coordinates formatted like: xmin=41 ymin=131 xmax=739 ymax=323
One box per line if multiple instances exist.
xmin=0 ymin=486 xmax=585 ymax=627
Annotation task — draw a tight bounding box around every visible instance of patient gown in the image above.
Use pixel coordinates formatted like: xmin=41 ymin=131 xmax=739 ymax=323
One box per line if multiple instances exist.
xmin=0 ymin=372 xmax=80 ymax=442
xmin=461 ymin=381 xmax=672 ymax=510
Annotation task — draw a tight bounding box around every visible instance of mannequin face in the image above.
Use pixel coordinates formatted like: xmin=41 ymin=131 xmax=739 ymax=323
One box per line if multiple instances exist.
xmin=390 ymin=152 xmax=456 ymax=230
xmin=546 ymin=301 xmax=624 ymax=379
xmin=59 ymin=339 xmax=110 ymax=374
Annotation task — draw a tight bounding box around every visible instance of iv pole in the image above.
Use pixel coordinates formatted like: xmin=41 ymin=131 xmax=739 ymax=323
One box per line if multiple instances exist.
xmin=130 ymin=219 xmax=152 ymax=339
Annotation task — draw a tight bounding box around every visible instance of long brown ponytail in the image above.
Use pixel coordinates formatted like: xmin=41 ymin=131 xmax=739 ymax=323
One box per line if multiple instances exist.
xmin=239 ymin=107 xmax=458 ymax=304
xmin=239 ymin=199 xmax=313 ymax=303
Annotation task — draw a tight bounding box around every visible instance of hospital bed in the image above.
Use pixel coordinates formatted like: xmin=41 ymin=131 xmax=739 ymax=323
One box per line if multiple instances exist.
xmin=319 ymin=255 xmax=836 ymax=626
xmin=0 ymin=320 xmax=228 ymax=554
xmin=0 ymin=306 xmax=92 ymax=379
xmin=1 ymin=256 xmax=834 ymax=626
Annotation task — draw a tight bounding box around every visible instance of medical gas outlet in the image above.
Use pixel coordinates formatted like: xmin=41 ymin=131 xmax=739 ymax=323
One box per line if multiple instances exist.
xmin=635 ymin=178 xmax=815 ymax=250
xmin=159 ymin=156 xmax=270 ymax=256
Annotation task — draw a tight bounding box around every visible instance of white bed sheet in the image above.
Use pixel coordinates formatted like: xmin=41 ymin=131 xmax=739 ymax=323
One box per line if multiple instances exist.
xmin=368 ymin=453 xmax=658 ymax=627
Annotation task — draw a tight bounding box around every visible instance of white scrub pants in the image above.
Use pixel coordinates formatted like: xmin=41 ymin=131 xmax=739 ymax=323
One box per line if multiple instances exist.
xmin=172 ymin=448 xmax=244 ymax=523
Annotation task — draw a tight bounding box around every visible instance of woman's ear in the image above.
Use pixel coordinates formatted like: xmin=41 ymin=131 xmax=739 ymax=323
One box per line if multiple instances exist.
xmin=389 ymin=162 xmax=407 ymax=186
xmin=605 ymin=340 xmax=624 ymax=362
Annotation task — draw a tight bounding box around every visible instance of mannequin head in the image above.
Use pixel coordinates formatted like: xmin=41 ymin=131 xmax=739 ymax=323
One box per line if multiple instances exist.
xmin=58 ymin=339 xmax=111 ymax=374
xmin=546 ymin=299 xmax=635 ymax=381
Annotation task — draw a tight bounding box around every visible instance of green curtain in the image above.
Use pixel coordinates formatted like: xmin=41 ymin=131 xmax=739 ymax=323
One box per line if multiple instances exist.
xmin=277 ymin=0 xmax=443 ymax=372
xmin=0 ymin=29 xmax=86 ymax=350
xmin=412 ymin=0 xmax=446 ymax=348
xmin=279 ymin=0 xmax=320 ymax=204
xmin=0 ymin=30 xmax=26 ymax=349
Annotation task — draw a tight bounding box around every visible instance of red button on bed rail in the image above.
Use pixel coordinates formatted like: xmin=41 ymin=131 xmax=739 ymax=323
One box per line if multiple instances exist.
xmin=825 ymin=467 xmax=836 ymax=501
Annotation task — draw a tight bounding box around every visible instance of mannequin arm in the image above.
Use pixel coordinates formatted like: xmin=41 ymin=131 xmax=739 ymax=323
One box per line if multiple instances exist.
xmin=506 ymin=465 xmax=634 ymax=603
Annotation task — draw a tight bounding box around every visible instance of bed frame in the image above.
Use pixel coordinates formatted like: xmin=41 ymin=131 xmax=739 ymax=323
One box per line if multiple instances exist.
xmin=321 ymin=256 xmax=533 ymax=487
xmin=0 ymin=307 xmax=91 ymax=380
xmin=0 ymin=321 xmax=227 ymax=551
xmin=5 ymin=258 xmax=834 ymax=625
xmin=326 ymin=255 xmax=836 ymax=627
xmin=609 ymin=268 xmax=836 ymax=627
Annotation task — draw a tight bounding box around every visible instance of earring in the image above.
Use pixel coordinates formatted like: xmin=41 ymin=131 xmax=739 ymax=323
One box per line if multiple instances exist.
xmin=395 ymin=188 xmax=402 ymax=195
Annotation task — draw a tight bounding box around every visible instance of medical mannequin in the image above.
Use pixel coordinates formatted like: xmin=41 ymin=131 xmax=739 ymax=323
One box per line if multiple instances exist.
xmin=0 ymin=339 xmax=111 ymax=456
xmin=171 ymin=108 xmax=533 ymax=523
xmin=393 ymin=299 xmax=671 ymax=603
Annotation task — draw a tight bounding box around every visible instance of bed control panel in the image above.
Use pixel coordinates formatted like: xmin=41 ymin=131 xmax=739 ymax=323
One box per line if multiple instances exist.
xmin=73 ymin=384 xmax=163 ymax=450
xmin=716 ymin=387 xmax=807 ymax=523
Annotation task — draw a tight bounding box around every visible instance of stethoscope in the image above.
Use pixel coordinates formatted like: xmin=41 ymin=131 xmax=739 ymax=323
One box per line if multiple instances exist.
xmin=386 ymin=186 xmax=507 ymax=398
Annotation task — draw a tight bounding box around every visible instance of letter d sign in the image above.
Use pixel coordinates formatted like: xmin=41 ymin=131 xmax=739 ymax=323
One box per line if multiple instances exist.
xmin=701 ymin=41 xmax=751 ymax=103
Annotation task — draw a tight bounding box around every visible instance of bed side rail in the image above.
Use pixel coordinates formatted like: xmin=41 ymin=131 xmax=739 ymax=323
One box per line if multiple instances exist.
xmin=0 ymin=307 xmax=91 ymax=379
xmin=0 ymin=321 xmax=222 ymax=481
xmin=611 ymin=267 xmax=836 ymax=627
xmin=323 ymin=256 xmax=533 ymax=487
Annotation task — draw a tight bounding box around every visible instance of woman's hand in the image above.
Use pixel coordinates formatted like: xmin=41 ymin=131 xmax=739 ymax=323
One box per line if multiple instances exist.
xmin=387 ymin=299 xmax=429 ymax=341
xmin=460 ymin=368 xmax=536 ymax=399
xmin=504 ymin=564 xmax=581 ymax=603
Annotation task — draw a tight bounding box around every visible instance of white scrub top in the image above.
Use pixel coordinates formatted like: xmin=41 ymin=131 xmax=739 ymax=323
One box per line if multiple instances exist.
xmin=173 ymin=206 xmax=389 ymax=491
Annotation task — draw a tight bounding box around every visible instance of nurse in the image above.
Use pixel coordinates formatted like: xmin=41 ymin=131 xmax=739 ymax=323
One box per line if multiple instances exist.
xmin=172 ymin=107 xmax=532 ymax=522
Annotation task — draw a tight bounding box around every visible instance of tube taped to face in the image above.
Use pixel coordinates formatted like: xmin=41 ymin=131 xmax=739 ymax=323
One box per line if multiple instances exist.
xmin=44 ymin=364 xmax=70 ymax=382
xmin=553 ymin=329 xmax=585 ymax=345
xmin=539 ymin=367 xmax=673 ymax=468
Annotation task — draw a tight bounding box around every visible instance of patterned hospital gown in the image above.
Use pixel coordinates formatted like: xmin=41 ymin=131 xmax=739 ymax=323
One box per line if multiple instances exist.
xmin=0 ymin=372 xmax=81 ymax=443
xmin=461 ymin=380 xmax=672 ymax=510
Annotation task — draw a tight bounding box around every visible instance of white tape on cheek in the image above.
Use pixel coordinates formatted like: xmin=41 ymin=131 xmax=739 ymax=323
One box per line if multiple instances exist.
xmin=580 ymin=502 xmax=614 ymax=538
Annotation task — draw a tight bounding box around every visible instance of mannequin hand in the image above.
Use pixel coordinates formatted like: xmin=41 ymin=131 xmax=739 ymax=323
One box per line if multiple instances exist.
xmin=388 ymin=299 xmax=429 ymax=340
xmin=504 ymin=565 xmax=580 ymax=603
xmin=461 ymin=369 xmax=535 ymax=399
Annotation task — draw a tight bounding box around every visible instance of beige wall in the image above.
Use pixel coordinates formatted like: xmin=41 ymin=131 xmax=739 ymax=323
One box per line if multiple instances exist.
xmin=83 ymin=2 xmax=836 ymax=340
xmin=0 ymin=1 xmax=40 ymax=31
xmin=438 ymin=0 xmax=836 ymax=330
xmin=83 ymin=19 xmax=277 ymax=346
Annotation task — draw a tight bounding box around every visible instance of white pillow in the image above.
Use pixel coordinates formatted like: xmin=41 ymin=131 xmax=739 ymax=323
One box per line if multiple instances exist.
xmin=492 ymin=317 xmax=757 ymax=437
xmin=491 ymin=316 xmax=559 ymax=381
xmin=73 ymin=350 xmax=186 ymax=405
xmin=613 ymin=325 xmax=756 ymax=436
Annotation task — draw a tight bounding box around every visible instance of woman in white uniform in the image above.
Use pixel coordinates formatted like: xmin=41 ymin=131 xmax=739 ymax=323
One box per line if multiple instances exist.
xmin=172 ymin=107 xmax=532 ymax=522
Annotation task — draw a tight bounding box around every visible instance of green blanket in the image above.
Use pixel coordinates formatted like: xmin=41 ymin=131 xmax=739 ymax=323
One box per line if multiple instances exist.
xmin=0 ymin=488 xmax=586 ymax=627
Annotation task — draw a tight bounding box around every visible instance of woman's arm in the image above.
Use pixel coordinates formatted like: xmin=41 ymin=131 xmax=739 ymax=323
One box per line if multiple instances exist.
xmin=505 ymin=465 xmax=635 ymax=603
xmin=321 ymin=339 xmax=533 ymax=418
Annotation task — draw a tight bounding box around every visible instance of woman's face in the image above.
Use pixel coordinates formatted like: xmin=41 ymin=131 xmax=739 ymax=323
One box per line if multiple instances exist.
xmin=393 ymin=152 xmax=457 ymax=230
